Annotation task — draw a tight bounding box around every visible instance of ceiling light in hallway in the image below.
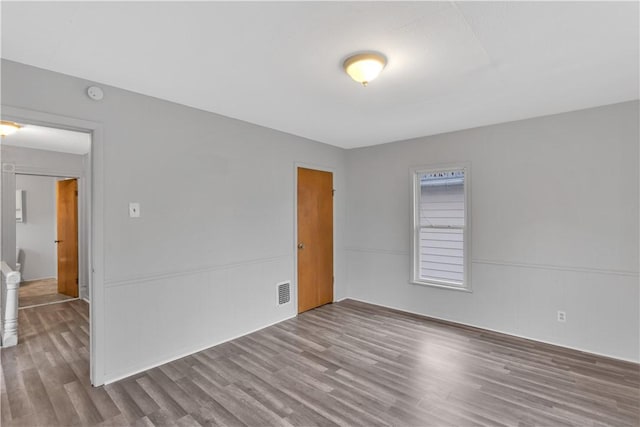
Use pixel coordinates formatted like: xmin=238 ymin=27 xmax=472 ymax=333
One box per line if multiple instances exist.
xmin=0 ymin=121 xmax=22 ymax=138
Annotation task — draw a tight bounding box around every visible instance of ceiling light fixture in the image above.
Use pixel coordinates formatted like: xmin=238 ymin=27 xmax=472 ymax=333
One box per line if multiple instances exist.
xmin=343 ymin=52 xmax=387 ymax=86
xmin=0 ymin=121 xmax=22 ymax=138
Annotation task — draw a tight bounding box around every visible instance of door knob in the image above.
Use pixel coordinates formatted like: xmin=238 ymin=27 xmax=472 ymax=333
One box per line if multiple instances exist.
xmin=54 ymin=240 xmax=63 ymax=243
xmin=297 ymin=243 xmax=304 ymax=249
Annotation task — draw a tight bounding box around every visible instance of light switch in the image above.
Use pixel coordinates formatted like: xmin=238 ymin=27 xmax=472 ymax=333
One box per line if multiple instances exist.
xmin=129 ymin=202 xmax=140 ymax=218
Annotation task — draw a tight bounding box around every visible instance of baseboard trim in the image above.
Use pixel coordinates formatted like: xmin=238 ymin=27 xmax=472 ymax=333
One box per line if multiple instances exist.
xmin=20 ymin=276 xmax=56 ymax=284
xmin=19 ymin=297 xmax=80 ymax=310
xmin=341 ymin=297 xmax=639 ymax=364
xmin=103 ymin=313 xmax=298 ymax=385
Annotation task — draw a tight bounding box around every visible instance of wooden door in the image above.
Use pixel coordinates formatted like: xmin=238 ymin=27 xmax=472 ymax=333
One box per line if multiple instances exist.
xmin=297 ymin=168 xmax=333 ymax=313
xmin=56 ymin=179 xmax=78 ymax=297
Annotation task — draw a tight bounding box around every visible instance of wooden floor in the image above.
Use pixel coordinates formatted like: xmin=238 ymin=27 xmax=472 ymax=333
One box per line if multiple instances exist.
xmin=18 ymin=278 xmax=75 ymax=308
xmin=1 ymin=300 xmax=638 ymax=426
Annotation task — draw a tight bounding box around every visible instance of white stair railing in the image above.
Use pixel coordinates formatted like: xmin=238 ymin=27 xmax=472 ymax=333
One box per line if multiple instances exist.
xmin=1 ymin=261 xmax=21 ymax=347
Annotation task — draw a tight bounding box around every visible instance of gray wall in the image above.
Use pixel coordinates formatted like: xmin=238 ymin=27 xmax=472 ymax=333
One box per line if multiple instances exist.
xmin=1 ymin=59 xmax=347 ymax=382
xmin=346 ymin=101 xmax=639 ymax=362
xmin=2 ymin=145 xmax=89 ymax=299
xmin=16 ymin=174 xmax=57 ymax=281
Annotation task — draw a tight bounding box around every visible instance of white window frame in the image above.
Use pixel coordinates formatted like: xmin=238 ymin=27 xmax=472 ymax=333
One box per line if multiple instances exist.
xmin=410 ymin=163 xmax=471 ymax=292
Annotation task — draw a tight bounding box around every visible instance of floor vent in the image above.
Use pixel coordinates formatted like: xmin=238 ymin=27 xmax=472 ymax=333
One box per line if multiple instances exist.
xmin=277 ymin=281 xmax=291 ymax=306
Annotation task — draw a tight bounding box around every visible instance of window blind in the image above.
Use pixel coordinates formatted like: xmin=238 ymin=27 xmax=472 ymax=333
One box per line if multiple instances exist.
xmin=419 ymin=171 xmax=465 ymax=284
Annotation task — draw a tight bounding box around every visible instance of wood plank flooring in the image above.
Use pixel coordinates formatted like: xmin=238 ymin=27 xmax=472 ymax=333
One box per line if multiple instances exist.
xmin=1 ymin=299 xmax=638 ymax=426
xmin=18 ymin=278 xmax=75 ymax=308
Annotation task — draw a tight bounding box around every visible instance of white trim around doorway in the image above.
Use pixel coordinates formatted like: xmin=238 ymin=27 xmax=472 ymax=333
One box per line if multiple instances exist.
xmin=1 ymin=105 xmax=105 ymax=386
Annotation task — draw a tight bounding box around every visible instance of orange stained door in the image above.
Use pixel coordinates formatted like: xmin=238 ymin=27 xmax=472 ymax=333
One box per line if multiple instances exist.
xmin=56 ymin=178 xmax=79 ymax=297
xmin=297 ymin=167 xmax=333 ymax=314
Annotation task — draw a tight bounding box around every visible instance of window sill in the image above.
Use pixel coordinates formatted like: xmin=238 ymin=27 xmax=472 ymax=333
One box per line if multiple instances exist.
xmin=410 ymin=280 xmax=472 ymax=293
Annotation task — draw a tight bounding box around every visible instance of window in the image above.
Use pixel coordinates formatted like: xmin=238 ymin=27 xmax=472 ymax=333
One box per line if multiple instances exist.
xmin=411 ymin=164 xmax=470 ymax=291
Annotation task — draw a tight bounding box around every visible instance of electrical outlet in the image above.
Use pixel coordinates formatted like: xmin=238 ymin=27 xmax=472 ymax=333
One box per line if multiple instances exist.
xmin=129 ymin=202 xmax=141 ymax=218
xmin=557 ymin=311 xmax=566 ymax=322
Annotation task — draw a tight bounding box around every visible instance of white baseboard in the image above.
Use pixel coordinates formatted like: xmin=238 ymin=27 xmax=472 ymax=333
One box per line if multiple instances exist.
xmin=19 ymin=297 xmax=80 ymax=310
xmin=20 ymin=276 xmax=56 ymax=283
xmin=340 ymin=297 xmax=639 ymax=364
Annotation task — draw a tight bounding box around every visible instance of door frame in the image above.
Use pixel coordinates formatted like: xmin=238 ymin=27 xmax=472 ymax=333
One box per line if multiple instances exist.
xmin=1 ymin=105 xmax=105 ymax=386
xmin=293 ymin=162 xmax=336 ymax=313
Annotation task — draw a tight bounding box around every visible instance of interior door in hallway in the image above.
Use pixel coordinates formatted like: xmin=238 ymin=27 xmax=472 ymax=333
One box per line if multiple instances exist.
xmin=297 ymin=167 xmax=333 ymax=313
xmin=56 ymin=178 xmax=78 ymax=297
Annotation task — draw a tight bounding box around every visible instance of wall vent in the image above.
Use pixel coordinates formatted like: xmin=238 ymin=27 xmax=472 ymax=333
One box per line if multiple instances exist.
xmin=277 ymin=281 xmax=291 ymax=306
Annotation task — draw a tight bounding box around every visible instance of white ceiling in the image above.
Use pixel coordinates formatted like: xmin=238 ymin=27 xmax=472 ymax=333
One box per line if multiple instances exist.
xmin=1 ymin=2 xmax=638 ymax=149
xmin=1 ymin=125 xmax=91 ymax=155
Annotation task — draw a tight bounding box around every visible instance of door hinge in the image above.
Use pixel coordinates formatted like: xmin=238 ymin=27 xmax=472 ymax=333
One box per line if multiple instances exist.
xmin=332 ymin=189 xmax=336 ymax=196
xmin=76 ymin=278 xmax=78 ymax=284
xmin=75 ymin=190 xmax=78 ymax=196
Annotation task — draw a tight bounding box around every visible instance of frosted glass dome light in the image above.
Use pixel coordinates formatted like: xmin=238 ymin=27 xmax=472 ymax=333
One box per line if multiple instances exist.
xmin=0 ymin=121 xmax=21 ymax=138
xmin=343 ymin=53 xmax=387 ymax=86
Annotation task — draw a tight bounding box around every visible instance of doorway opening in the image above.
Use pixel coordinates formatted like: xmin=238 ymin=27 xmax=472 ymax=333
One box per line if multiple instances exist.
xmin=16 ymin=174 xmax=82 ymax=308
xmin=1 ymin=122 xmax=93 ymax=360
xmin=2 ymin=106 xmax=103 ymax=385
xmin=296 ymin=166 xmax=334 ymax=313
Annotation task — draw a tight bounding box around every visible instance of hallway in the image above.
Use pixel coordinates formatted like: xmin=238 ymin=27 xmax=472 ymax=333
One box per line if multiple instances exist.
xmin=18 ymin=278 xmax=75 ymax=308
